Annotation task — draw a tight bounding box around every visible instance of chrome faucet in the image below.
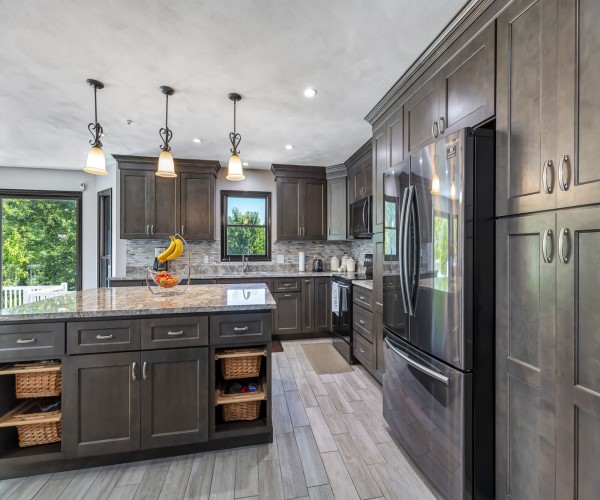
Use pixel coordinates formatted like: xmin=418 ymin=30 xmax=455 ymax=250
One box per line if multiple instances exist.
xmin=242 ymin=246 xmax=250 ymax=273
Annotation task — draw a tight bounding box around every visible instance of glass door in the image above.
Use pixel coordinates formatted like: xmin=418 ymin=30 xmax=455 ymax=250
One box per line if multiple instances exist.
xmin=98 ymin=189 xmax=112 ymax=287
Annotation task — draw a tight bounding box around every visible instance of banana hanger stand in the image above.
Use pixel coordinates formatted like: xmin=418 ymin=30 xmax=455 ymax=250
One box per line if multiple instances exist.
xmin=146 ymin=233 xmax=191 ymax=296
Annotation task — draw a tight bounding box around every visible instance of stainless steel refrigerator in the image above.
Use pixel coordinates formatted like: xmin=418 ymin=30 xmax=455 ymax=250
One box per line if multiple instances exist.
xmin=382 ymin=128 xmax=495 ymax=499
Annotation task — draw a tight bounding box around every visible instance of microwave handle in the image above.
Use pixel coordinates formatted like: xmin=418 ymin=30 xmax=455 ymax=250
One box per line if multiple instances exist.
xmin=362 ymin=200 xmax=367 ymax=233
xmin=367 ymin=197 xmax=371 ymax=234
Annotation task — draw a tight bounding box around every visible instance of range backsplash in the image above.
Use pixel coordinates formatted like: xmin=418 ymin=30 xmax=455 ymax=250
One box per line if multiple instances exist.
xmin=125 ymin=239 xmax=373 ymax=276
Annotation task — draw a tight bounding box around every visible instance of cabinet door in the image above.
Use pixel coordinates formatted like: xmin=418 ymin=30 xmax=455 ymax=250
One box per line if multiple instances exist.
xmin=556 ymin=206 xmax=600 ymax=498
xmin=373 ymin=232 xmax=384 ymax=381
xmin=301 ymin=278 xmax=314 ymax=333
xmin=362 ymin=162 xmax=373 ymax=198
xmin=372 ymin=123 xmax=388 ymax=234
xmin=277 ymin=178 xmax=302 ymax=240
xmin=496 ymin=214 xmax=556 ymax=500
xmin=120 ymin=170 xmax=152 ymax=239
xmin=496 ymin=0 xmax=558 ymax=216
xmin=140 ymin=348 xmax=208 ymax=449
xmin=314 ymin=277 xmax=331 ymax=333
xmin=403 ymin=78 xmax=438 ymax=155
xmin=556 ymin=0 xmax=600 ymax=208
xmin=327 ymin=177 xmax=347 ymax=240
xmin=303 ymin=179 xmax=327 ymax=240
xmin=180 ymin=172 xmax=215 ymax=240
xmin=63 ymin=352 xmax=140 ymax=457
xmin=273 ymin=292 xmax=302 ymax=335
xmin=347 ymin=169 xmax=357 ymax=205
xmin=438 ymin=22 xmax=495 ymax=136
xmin=151 ymin=175 xmax=177 ymax=238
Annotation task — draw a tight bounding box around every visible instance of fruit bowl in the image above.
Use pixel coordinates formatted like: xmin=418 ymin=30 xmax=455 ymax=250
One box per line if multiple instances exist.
xmin=151 ymin=271 xmax=182 ymax=288
xmin=146 ymin=266 xmax=190 ymax=295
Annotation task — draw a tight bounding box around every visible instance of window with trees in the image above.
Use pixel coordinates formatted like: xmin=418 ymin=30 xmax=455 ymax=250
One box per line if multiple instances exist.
xmin=221 ymin=191 xmax=271 ymax=261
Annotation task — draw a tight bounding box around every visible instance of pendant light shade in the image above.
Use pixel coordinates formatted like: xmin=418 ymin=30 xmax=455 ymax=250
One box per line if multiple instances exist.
xmin=157 ymin=86 xmax=177 ymax=178
xmin=226 ymin=93 xmax=245 ymax=181
xmin=83 ymin=79 xmax=108 ymax=176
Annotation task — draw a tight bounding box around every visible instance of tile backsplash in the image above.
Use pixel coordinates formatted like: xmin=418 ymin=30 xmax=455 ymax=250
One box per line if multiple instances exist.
xmin=125 ymin=239 xmax=373 ymax=276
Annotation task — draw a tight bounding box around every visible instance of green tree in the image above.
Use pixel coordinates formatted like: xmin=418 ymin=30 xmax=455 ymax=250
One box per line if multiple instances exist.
xmin=226 ymin=207 xmax=266 ymax=256
xmin=2 ymin=199 xmax=77 ymax=290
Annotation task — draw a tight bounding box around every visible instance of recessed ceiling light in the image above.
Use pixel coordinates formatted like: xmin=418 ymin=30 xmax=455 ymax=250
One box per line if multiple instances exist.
xmin=192 ymin=138 xmax=202 ymax=143
xmin=303 ymin=88 xmax=317 ymax=98
xmin=243 ymin=162 xmax=249 ymax=166
xmin=285 ymin=144 xmax=294 ymax=150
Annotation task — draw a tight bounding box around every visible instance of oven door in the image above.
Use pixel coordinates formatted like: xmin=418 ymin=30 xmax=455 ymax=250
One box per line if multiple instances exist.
xmin=383 ymin=331 xmax=472 ymax=499
xmin=331 ymin=281 xmax=351 ymax=342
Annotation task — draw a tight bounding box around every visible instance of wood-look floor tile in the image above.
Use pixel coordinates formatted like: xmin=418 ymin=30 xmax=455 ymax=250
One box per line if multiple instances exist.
xmin=307 ymin=484 xmax=335 ymax=500
xmin=258 ymin=459 xmax=284 ymax=500
xmin=318 ymin=374 xmax=335 ymax=384
xmin=208 ymin=450 xmax=236 ymax=500
xmin=343 ymin=370 xmax=368 ymax=390
xmin=350 ymin=400 xmax=392 ymax=444
xmin=158 ymin=455 xmax=194 ymax=500
xmin=117 ymin=460 xmax=152 ymax=487
xmin=133 ymin=459 xmax=172 ymax=500
xmin=277 ymin=432 xmax=309 ymax=499
xmin=234 ymin=447 xmax=258 ymax=499
xmin=305 ymin=370 xmax=328 ymax=396
xmin=296 ymin=377 xmax=319 ymax=408
xmin=108 ymin=484 xmax=139 ymax=500
xmin=274 ymin=351 xmax=290 ymax=368
xmin=341 ymin=413 xmax=385 ymax=464
xmin=323 ymin=382 xmax=354 ymax=414
xmin=333 ymin=433 xmax=383 ymax=499
xmin=32 ymin=476 xmax=73 ymax=500
xmin=293 ymin=426 xmax=328 ymax=488
xmin=282 ymin=344 xmax=298 ymax=358
xmin=184 ymin=452 xmax=216 ymax=499
xmin=256 ymin=432 xmax=278 ymax=462
xmin=305 ymin=407 xmax=337 ymax=453
xmin=369 ymin=462 xmax=421 ymax=500
xmin=320 ymin=451 xmax=360 ymax=500
xmin=289 ymin=357 xmax=306 ymax=380
xmin=0 ymin=478 xmax=25 ymax=499
xmin=316 ymin=395 xmax=348 ymax=435
xmin=272 ymin=368 xmax=284 ymax=396
xmin=297 ymin=350 xmax=314 ymax=372
xmin=58 ymin=467 xmax=103 ymax=500
xmin=272 ymin=393 xmax=293 ymax=434
xmin=378 ymin=441 xmax=434 ymax=496
xmin=279 ymin=367 xmax=298 ymax=391
xmin=332 ymin=373 xmax=361 ymax=402
xmin=7 ymin=473 xmax=52 ymax=500
xmin=86 ymin=465 xmax=125 ymax=500
xmin=285 ymin=390 xmax=310 ymax=427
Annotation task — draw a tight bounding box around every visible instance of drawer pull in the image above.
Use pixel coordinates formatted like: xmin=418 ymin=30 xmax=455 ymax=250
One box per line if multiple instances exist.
xmin=131 ymin=362 xmax=137 ymax=381
xmin=16 ymin=338 xmax=37 ymax=344
xmin=284 ymin=294 xmax=292 ymax=297
xmin=167 ymin=330 xmax=184 ymax=336
xmin=359 ymin=296 xmax=366 ymax=300
xmin=234 ymin=326 xmax=249 ymax=331
xmin=142 ymin=361 xmax=149 ymax=380
xmin=359 ymin=347 xmax=366 ymax=353
xmin=283 ymin=283 xmax=292 ymax=287
xmin=359 ymin=320 xmax=365 ymax=324
xmin=96 ymin=334 xmax=114 ymax=340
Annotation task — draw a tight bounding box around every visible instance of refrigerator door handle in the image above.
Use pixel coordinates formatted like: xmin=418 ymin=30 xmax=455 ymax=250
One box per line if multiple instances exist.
xmin=399 ymin=187 xmax=411 ymax=314
xmin=403 ymin=186 xmax=416 ymax=316
xmin=409 ymin=185 xmax=421 ymax=314
xmin=384 ymin=337 xmax=450 ymax=385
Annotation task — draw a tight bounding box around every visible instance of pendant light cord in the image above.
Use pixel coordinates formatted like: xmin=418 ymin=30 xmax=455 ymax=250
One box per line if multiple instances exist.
xmin=229 ymin=97 xmax=241 ymax=155
xmin=88 ymin=84 xmax=103 ymax=148
xmin=159 ymin=92 xmax=173 ymax=152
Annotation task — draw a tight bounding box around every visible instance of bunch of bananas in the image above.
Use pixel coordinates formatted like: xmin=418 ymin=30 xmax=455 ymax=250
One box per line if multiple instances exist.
xmin=157 ymin=236 xmax=184 ymax=263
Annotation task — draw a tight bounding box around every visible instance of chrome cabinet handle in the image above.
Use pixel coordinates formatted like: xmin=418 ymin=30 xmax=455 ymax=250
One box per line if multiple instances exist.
xmin=142 ymin=361 xmax=148 ymax=380
xmin=359 ymin=347 xmax=366 ymax=354
xmin=558 ymin=228 xmax=569 ymax=264
xmin=146 ymin=225 xmax=150 ymax=235
xmin=16 ymin=338 xmax=36 ymax=344
xmin=559 ymin=155 xmax=569 ymax=191
xmin=328 ymin=227 xmax=331 ymax=235
xmin=181 ymin=225 xmax=185 ymax=235
xmin=385 ymin=337 xmax=450 ymax=385
xmin=439 ymin=116 xmax=446 ymax=134
xmin=284 ymin=283 xmax=291 ymax=287
xmin=131 ymin=362 xmax=137 ymax=381
xmin=359 ymin=319 xmax=365 ymax=324
xmin=96 ymin=334 xmax=114 ymax=340
xmin=542 ymin=160 xmax=554 ymax=194
xmin=151 ymin=224 xmax=154 ymax=235
xmin=234 ymin=326 xmax=249 ymax=331
xmin=284 ymin=294 xmax=292 ymax=297
xmin=431 ymin=121 xmax=439 ymax=139
xmin=542 ymin=229 xmax=553 ymax=263
xmin=167 ymin=330 xmax=184 ymax=336
xmin=359 ymin=296 xmax=365 ymax=300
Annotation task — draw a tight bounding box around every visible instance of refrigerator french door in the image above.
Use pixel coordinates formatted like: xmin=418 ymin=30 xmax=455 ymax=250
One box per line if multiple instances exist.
xmin=382 ymin=128 xmax=495 ymax=499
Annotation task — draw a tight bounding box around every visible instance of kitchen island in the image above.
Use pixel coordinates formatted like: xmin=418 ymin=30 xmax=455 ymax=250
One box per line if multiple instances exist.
xmin=0 ymin=284 xmax=275 ymax=479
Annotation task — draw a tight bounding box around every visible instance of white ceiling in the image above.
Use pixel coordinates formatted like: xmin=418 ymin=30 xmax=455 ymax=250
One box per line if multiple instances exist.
xmin=0 ymin=0 xmax=466 ymax=171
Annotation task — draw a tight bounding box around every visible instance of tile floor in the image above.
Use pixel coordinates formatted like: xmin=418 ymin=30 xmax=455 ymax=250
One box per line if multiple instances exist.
xmin=0 ymin=339 xmax=437 ymax=500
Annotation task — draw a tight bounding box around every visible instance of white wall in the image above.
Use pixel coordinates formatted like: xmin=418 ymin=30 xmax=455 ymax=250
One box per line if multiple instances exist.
xmin=1 ymin=166 xmax=98 ymax=289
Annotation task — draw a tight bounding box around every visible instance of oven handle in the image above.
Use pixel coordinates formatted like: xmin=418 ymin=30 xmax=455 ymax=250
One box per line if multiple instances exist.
xmin=384 ymin=337 xmax=450 ymax=385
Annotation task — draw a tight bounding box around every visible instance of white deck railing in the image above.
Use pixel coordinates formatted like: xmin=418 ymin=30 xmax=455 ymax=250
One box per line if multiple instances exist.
xmin=1 ymin=283 xmax=68 ymax=308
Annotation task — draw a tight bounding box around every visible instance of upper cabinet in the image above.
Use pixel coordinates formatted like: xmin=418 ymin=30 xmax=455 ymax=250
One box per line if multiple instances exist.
xmin=115 ymin=156 xmax=220 ymax=240
xmin=346 ymin=141 xmax=372 ymax=205
xmin=326 ymin=165 xmax=348 ymax=240
xmin=272 ymin=164 xmax=327 ymax=241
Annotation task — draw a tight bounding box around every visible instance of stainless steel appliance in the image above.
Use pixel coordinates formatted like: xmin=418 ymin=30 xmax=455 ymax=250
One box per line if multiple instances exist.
xmin=382 ymin=128 xmax=495 ymax=499
xmin=312 ymin=258 xmax=323 ymax=272
xmin=350 ymin=197 xmax=372 ymax=238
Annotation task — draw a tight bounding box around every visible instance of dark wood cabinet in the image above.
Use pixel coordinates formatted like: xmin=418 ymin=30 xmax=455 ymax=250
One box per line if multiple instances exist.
xmin=496 ymin=0 xmax=557 ymax=216
xmin=404 ymin=78 xmax=438 ymax=155
xmin=116 ymin=156 xmax=220 ymax=240
xmin=0 ymin=323 xmax=65 ymax=362
xmin=372 ymin=232 xmax=384 ymax=382
xmin=326 ymin=172 xmax=347 ymax=240
xmin=67 ymin=319 xmax=140 ymax=354
xmin=272 ymin=165 xmax=326 ymax=241
xmin=140 ymin=315 xmax=208 ymax=350
xmin=273 ymin=292 xmax=302 ymax=335
xmin=63 ymin=351 xmax=141 ymax=458
xmin=345 ymin=142 xmax=372 ymax=205
xmin=496 ymin=213 xmax=556 ymax=500
xmin=314 ymin=277 xmax=331 ymax=333
xmin=301 ymin=279 xmax=314 ymax=333
xmin=140 ymin=348 xmax=209 ymax=449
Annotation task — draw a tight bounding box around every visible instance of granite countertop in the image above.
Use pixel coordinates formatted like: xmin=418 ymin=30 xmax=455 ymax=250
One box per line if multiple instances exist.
xmin=0 ymin=284 xmax=276 ymax=322
xmin=353 ymin=280 xmax=373 ymax=290
xmin=109 ymin=271 xmax=335 ymax=281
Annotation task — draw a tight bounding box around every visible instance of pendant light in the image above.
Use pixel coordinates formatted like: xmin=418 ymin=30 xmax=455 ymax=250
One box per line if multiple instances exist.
xmin=226 ymin=92 xmax=245 ymax=181
xmin=83 ymin=79 xmax=108 ymax=176
xmin=157 ymin=86 xmax=177 ymax=178
xmin=431 ymin=154 xmax=440 ymax=195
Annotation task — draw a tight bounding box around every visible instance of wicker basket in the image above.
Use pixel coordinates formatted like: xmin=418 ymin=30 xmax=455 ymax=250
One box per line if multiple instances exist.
xmin=217 ymin=349 xmax=265 ymax=380
xmin=17 ymin=416 xmax=62 ymax=447
xmin=222 ymin=401 xmax=261 ymax=422
xmin=0 ymin=361 xmax=62 ymax=399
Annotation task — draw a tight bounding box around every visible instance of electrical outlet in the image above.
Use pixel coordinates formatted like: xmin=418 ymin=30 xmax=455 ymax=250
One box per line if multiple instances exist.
xmin=277 ymin=255 xmax=284 ymax=264
xmin=204 ymin=255 xmax=209 ymax=264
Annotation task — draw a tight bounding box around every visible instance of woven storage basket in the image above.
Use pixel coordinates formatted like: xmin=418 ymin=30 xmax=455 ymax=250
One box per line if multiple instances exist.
xmin=221 ymin=353 xmax=262 ymax=380
xmin=17 ymin=415 xmax=61 ymax=447
xmin=16 ymin=370 xmax=62 ymax=399
xmin=222 ymin=401 xmax=261 ymax=422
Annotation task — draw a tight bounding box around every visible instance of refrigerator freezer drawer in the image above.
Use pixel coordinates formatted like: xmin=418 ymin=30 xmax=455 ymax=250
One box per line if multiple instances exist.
xmin=383 ymin=334 xmax=472 ymax=499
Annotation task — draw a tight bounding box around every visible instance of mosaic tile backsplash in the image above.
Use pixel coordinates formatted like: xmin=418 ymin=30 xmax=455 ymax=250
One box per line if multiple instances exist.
xmin=125 ymin=239 xmax=373 ymax=276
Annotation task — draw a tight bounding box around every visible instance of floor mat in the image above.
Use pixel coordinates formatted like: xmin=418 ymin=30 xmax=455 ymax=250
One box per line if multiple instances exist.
xmin=301 ymin=343 xmax=352 ymax=374
xmin=272 ymin=340 xmax=284 ymax=352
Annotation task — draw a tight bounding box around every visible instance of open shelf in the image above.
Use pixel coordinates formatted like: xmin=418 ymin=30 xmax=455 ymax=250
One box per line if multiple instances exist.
xmin=0 ymin=361 xmax=61 ymax=376
xmin=0 ymin=399 xmax=61 ymax=428
xmin=215 ymin=377 xmax=266 ymax=406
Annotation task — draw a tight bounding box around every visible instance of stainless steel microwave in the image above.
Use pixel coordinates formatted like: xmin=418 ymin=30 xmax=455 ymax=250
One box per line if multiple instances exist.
xmin=350 ymin=196 xmax=372 ymax=238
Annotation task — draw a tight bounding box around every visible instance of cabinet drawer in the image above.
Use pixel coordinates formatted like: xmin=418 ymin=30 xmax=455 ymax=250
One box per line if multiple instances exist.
xmin=0 ymin=323 xmax=65 ymax=361
xmin=141 ymin=316 xmax=208 ymax=349
xmin=353 ymin=332 xmax=372 ymax=371
xmin=67 ymin=320 xmax=140 ymax=354
xmin=353 ymin=304 xmax=373 ymax=342
xmin=353 ymin=286 xmax=373 ymax=311
xmin=210 ymin=313 xmax=272 ymax=345
xmin=274 ymin=278 xmax=300 ymax=292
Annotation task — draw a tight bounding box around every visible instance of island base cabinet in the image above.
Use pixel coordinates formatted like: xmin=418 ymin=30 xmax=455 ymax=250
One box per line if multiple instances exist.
xmin=63 ymin=352 xmax=141 ymax=458
xmin=63 ymin=348 xmax=209 ymax=458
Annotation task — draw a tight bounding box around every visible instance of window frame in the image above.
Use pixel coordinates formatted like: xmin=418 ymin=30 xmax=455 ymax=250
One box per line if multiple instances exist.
xmin=0 ymin=189 xmax=83 ymax=292
xmin=220 ymin=190 xmax=271 ymax=262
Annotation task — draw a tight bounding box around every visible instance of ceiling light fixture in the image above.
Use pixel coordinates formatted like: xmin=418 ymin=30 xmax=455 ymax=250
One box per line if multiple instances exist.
xmin=226 ymin=93 xmax=245 ymax=181
xmin=243 ymin=162 xmax=249 ymax=166
xmin=157 ymin=86 xmax=177 ymax=178
xmin=82 ymin=79 xmax=108 ymax=176
xmin=193 ymin=138 xmax=202 ymax=143
xmin=303 ymin=88 xmax=317 ymax=98
xmin=285 ymin=144 xmax=294 ymax=150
